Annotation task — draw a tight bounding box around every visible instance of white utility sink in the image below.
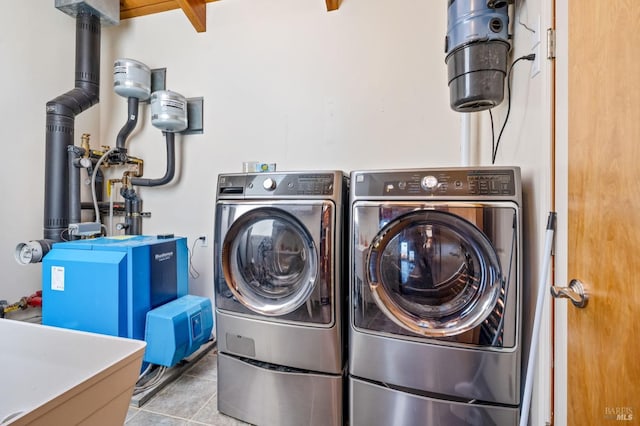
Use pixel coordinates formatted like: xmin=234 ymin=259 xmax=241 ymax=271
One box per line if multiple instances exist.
xmin=0 ymin=319 xmax=146 ymax=425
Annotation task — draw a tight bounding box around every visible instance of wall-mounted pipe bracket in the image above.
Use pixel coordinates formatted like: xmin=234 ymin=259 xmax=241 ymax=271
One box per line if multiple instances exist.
xmin=55 ymin=0 xmax=120 ymax=26
xmin=150 ymin=68 xmax=167 ymax=95
xmin=182 ymin=97 xmax=204 ymax=135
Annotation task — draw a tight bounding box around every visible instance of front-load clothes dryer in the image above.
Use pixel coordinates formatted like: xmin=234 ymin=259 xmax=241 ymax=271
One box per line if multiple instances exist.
xmin=214 ymin=171 xmax=347 ymax=426
xmin=349 ymin=167 xmax=522 ymax=426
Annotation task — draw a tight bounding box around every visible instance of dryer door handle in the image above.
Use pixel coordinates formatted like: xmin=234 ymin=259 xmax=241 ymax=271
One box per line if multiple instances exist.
xmin=550 ymin=279 xmax=589 ymax=308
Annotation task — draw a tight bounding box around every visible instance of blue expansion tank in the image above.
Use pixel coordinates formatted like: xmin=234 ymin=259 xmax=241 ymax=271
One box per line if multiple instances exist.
xmin=42 ymin=235 xmax=188 ymax=341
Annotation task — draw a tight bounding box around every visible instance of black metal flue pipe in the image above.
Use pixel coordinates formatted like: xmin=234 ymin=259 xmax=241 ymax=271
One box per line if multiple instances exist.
xmin=43 ymin=12 xmax=101 ymax=241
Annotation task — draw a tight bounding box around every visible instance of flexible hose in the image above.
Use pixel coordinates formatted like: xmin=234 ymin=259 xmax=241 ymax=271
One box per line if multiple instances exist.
xmin=91 ymin=148 xmax=116 ymax=224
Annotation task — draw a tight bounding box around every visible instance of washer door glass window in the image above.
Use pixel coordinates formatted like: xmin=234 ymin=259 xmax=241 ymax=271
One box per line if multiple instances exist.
xmin=222 ymin=208 xmax=318 ymax=316
xmin=366 ymin=210 xmax=503 ymax=337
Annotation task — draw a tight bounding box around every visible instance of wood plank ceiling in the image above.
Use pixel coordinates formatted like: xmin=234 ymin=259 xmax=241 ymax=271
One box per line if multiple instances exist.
xmin=120 ymin=0 xmax=341 ymax=33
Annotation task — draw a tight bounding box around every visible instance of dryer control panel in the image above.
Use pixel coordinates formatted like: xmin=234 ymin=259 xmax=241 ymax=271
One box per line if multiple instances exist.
xmin=352 ymin=167 xmax=520 ymax=199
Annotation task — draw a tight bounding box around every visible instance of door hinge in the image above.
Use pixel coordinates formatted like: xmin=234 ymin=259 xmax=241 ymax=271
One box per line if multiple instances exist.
xmin=546 ymin=28 xmax=556 ymax=60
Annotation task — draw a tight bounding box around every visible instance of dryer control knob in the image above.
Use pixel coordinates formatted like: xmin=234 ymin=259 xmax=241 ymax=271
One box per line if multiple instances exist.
xmin=421 ymin=175 xmax=438 ymax=190
xmin=263 ymin=178 xmax=277 ymax=191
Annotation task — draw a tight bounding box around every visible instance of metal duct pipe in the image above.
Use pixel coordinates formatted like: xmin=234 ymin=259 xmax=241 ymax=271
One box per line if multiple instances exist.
xmin=15 ymin=0 xmax=118 ymax=265
xmin=43 ymin=12 xmax=101 ymax=241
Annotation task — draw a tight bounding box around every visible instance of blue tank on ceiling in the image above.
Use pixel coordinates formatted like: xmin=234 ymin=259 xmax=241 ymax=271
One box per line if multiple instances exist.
xmin=42 ymin=235 xmax=188 ymax=341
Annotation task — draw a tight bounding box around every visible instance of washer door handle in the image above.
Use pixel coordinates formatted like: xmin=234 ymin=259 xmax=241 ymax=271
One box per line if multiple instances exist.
xmin=550 ymin=279 xmax=588 ymax=308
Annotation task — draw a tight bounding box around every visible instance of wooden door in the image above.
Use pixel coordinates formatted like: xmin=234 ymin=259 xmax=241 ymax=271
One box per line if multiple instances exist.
xmin=567 ymin=0 xmax=640 ymax=423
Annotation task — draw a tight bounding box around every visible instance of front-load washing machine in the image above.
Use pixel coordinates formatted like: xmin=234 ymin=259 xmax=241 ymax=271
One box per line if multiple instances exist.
xmin=214 ymin=171 xmax=347 ymax=426
xmin=349 ymin=167 xmax=522 ymax=426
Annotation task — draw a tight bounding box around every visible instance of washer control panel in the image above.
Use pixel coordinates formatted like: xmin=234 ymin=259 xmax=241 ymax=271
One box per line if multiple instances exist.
xmin=218 ymin=172 xmax=340 ymax=198
xmin=353 ymin=168 xmax=518 ymax=197
xmin=420 ymin=175 xmax=439 ymax=190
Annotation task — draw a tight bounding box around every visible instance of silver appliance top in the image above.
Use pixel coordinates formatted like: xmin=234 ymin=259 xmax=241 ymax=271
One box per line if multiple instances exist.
xmin=217 ymin=171 xmax=346 ymax=201
xmin=350 ymin=166 xmax=521 ymax=203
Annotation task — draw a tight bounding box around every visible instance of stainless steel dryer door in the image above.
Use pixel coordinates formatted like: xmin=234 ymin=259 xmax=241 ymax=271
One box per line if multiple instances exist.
xmin=354 ymin=203 xmax=517 ymax=343
xmin=216 ymin=202 xmax=335 ymax=325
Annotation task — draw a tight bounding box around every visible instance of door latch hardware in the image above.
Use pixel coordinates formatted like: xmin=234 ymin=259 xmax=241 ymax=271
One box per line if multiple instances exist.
xmin=550 ymin=279 xmax=588 ymax=308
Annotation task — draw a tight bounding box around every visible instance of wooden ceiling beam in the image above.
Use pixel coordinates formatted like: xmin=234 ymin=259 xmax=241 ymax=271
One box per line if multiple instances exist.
xmin=176 ymin=0 xmax=207 ymax=32
xmin=325 ymin=0 xmax=340 ymax=11
xmin=120 ymin=0 xmax=178 ymax=20
xmin=120 ymin=0 xmax=339 ymax=32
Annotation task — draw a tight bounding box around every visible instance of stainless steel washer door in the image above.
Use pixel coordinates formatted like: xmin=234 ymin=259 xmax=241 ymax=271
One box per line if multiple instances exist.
xmin=365 ymin=209 xmax=503 ymax=337
xmin=222 ymin=207 xmax=318 ymax=316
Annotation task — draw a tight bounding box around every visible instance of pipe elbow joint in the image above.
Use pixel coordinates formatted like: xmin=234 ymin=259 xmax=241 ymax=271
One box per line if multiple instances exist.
xmin=47 ymin=86 xmax=99 ymax=118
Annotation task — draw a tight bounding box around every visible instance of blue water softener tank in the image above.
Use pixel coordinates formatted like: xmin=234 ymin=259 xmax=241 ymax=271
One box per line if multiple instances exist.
xmin=42 ymin=235 xmax=188 ymax=340
xmin=144 ymin=295 xmax=213 ymax=367
xmin=445 ymin=0 xmax=512 ymax=112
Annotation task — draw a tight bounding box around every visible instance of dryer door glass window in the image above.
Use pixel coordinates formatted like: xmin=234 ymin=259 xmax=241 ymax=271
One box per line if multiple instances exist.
xmin=222 ymin=208 xmax=318 ymax=316
xmin=366 ymin=209 xmax=503 ymax=337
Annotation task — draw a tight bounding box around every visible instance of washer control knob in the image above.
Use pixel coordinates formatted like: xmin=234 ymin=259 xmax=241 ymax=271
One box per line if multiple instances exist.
xmin=263 ymin=178 xmax=277 ymax=191
xmin=421 ymin=175 xmax=438 ymax=190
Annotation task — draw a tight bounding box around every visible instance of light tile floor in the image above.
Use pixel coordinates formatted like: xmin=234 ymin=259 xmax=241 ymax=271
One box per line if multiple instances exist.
xmin=126 ymin=347 xmax=248 ymax=426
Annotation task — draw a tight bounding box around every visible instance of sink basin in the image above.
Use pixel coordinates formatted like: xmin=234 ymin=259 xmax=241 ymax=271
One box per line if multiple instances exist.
xmin=0 ymin=319 xmax=146 ymax=425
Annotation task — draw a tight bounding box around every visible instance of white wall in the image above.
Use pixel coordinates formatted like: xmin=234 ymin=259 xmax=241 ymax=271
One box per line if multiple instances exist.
xmin=0 ymin=0 xmax=554 ymax=423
